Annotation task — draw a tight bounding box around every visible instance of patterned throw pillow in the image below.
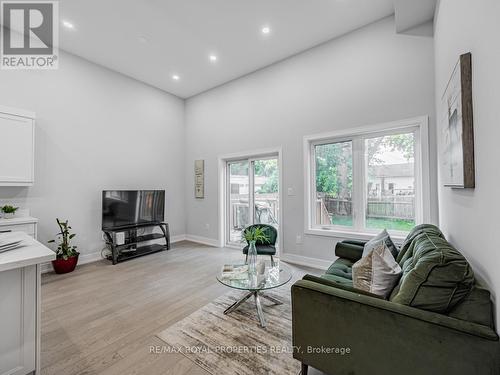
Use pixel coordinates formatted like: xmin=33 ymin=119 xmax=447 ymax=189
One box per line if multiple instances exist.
xmin=353 ymin=241 xmax=402 ymax=298
xmin=362 ymin=229 xmax=398 ymax=259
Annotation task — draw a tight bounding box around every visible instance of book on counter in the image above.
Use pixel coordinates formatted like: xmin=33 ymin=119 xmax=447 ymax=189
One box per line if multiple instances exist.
xmin=0 ymin=231 xmax=31 ymax=253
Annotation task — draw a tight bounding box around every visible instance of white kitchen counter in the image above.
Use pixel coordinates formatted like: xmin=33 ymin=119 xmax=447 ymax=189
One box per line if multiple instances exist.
xmin=0 ymin=233 xmax=54 ymax=375
xmin=0 ymin=237 xmax=54 ymax=272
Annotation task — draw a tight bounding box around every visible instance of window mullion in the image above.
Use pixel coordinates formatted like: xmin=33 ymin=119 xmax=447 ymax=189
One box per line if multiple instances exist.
xmin=352 ymin=138 xmax=365 ymax=232
xmin=310 ymin=143 xmax=317 ymax=229
xmin=359 ymin=137 xmax=367 ymax=232
xmin=413 ymin=129 xmax=422 ymax=224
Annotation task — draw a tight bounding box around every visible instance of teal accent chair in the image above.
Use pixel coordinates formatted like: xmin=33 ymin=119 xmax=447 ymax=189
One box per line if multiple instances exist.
xmin=242 ymin=224 xmax=277 ymax=265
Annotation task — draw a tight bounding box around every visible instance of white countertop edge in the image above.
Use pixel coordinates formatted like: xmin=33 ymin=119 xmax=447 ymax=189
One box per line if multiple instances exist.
xmin=0 ymin=216 xmax=39 ymax=226
xmin=0 ymin=239 xmax=55 ymax=272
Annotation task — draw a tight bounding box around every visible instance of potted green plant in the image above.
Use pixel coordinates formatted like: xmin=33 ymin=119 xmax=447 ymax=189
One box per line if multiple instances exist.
xmin=48 ymin=218 xmax=79 ymax=274
xmin=1 ymin=205 xmax=19 ymax=219
xmin=242 ymin=226 xmax=270 ymax=274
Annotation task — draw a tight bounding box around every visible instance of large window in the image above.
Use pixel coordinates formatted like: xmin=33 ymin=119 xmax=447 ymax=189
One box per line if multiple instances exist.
xmin=305 ymin=117 xmax=430 ymax=238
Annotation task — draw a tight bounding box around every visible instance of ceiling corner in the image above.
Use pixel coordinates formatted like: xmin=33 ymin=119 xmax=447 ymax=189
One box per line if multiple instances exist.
xmin=394 ymin=0 xmax=437 ymax=34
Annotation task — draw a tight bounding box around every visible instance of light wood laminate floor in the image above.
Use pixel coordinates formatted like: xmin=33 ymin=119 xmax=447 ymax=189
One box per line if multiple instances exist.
xmin=41 ymin=241 xmax=322 ymax=375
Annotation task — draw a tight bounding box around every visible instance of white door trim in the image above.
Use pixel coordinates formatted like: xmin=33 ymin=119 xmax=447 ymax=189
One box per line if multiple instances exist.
xmin=218 ymin=147 xmax=284 ymax=256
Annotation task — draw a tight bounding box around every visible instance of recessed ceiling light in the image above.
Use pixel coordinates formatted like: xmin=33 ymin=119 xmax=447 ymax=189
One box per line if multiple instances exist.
xmin=261 ymin=26 xmax=271 ymax=34
xmin=62 ymin=20 xmax=75 ymax=29
xmin=209 ymin=54 xmax=217 ymax=62
xmin=172 ymin=74 xmax=180 ymax=81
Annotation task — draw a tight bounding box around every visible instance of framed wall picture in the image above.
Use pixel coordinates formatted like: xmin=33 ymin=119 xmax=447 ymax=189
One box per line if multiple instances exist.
xmin=194 ymin=160 xmax=204 ymax=198
xmin=441 ymin=52 xmax=475 ymax=188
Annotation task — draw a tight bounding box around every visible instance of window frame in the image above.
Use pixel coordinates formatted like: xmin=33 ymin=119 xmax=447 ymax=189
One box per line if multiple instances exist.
xmin=304 ymin=116 xmax=430 ymax=241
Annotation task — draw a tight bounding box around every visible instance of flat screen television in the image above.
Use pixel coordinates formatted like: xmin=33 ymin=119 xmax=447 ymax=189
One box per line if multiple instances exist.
xmin=102 ymin=190 xmax=165 ymax=230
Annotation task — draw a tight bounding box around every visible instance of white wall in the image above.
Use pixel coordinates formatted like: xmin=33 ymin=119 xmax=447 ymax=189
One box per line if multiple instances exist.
xmin=185 ymin=16 xmax=437 ymax=264
xmin=0 ymin=51 xmax=185 ymax=260
xmin=434 ymin=0 xmax=500 ymax=328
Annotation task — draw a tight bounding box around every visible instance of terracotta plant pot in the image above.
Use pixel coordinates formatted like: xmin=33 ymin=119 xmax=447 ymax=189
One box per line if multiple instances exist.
xmin=51 ymin=254 xmax=79 ymax=274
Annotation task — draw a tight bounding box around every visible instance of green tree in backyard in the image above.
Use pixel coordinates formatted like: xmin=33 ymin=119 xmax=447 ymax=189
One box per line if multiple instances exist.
xmin=255 ymin=159 xmax=278 ymax=193
xmin=367 ymin=133 xmax=414 ymax=166
xmin=229 ymin=160 xmax=278 ymax=194
xmin=315 ymin=142 xmax=352 ymax=197
xmin=230 ymin=162 xmax=248 ymax=176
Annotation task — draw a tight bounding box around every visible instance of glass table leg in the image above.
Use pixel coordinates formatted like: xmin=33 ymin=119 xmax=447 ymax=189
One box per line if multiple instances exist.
xmin=223 ymin=290 xmax=281 ymax=328
xmin=260 ymin=293 xmax=283 ymax=305
xmin=254 ymin=293 xmax=266 ymax=327
xmin=223 ymin=291 xmax=254 ymax=315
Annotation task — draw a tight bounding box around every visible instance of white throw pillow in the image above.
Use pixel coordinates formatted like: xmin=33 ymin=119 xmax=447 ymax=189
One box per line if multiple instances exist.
xmin=353 ymin=241 xmax=402 ymax=298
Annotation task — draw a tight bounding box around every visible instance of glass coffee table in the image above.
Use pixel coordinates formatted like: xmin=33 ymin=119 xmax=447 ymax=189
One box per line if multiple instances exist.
xmin=216 ymin=261 xmax=292 ymax=327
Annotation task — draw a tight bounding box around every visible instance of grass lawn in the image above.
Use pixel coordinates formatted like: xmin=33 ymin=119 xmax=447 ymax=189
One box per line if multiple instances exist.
xmin=331 ymin=215 xmax=414 ymax=232
xmin=366 ymin=218 xmax=414 ymax=232
xmin=330 ymin=215 xmax=353 ymax=227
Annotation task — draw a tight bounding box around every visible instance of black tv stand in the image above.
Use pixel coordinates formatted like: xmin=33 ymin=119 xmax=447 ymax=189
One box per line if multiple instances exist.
xmin=103 ymin=222 xmax=170 ymax=264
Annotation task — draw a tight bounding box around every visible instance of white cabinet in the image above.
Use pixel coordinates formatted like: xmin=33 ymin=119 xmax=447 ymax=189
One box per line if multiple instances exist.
xmin=0 ymin=220 xmax=50 ymax=375
xmin=0 ymin=266 xmax=36 ymax=375
xmin=0 ymin=106 xmax=35 ymax=186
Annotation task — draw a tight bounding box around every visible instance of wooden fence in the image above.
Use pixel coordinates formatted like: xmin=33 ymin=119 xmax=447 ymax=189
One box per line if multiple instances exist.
xmin=321 ymin=195 xmax=414 ymax=221
xmin=230 ymin=194 xmax=279 ymax=229
xmin=366 ymin=199 xmax=414 ymax=220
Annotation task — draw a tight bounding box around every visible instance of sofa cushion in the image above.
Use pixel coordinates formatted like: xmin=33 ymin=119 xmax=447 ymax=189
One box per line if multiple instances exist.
xmin=326 ymin=260 xmax=353 ymax=280
xmin=390 ymin=231 xmax=474 ymax=313
xmin=396 ymin=224 xmax=446 ymax=264
xmin=320 ymin=273 xmax=353 ymax=287
xmin=303 ymin=274 xmax=383 ymax=299
xmin=362 ymin=229 xmax=398 ymax=259
xmin=448 ymin=286 xmax=494 ymax=328
xmin=332 ymin=257 xmax=355 ymax=267
xmin=353 ymin=242 xmax=402 ymax=298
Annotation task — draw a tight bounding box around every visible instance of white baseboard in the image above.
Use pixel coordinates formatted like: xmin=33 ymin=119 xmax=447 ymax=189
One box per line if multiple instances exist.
xmin=41 ymin=250 xmax=103 ymax=273
xmin=79 ymin=250 xmax=104 ymax=264
xmin=280 ymin=252 xmax=333 ymax=270
xmin=171 ymin=234 xmax=187 ymax=243
xmin=185 ymin=234 xmax=220 ymax=247
xmin=40 ymin=235 xmax=189 ymax=274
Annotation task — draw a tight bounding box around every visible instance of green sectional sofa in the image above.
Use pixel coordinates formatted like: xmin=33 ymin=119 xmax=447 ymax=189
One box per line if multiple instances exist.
xmin=291 ymin=225 xmax=500 ymax=375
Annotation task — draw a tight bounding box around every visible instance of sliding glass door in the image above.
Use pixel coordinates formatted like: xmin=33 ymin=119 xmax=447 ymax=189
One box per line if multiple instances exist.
xmin=227 ymin=161 xmax=250 ymax=244
xmin=226 ymin=156 xmax=279 ymax=247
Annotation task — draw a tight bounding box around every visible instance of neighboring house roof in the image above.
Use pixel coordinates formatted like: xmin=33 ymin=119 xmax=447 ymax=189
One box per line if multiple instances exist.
xmin=370 ymin=163 xmax=414 ymax=178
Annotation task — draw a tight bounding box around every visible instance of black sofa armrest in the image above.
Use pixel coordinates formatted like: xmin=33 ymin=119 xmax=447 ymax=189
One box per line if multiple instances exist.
xmin=342 ymin=239 xmax=368 ymax=247
xmin=334 ymin=240 xmax=366 ymax=262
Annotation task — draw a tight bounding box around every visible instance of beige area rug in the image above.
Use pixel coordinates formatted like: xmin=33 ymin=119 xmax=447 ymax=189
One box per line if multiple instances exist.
xmin=157 ymin=277 xmax=303 ymax=375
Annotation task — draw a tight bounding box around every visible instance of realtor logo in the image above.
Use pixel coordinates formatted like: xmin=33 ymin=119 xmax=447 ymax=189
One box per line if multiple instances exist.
xmin=1 ymin=1 xmax=59 ymax=69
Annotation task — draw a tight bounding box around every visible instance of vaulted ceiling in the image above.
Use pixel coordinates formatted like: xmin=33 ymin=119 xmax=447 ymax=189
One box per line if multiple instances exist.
xmin=56 ymin=0 xmax=435 ymax=98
